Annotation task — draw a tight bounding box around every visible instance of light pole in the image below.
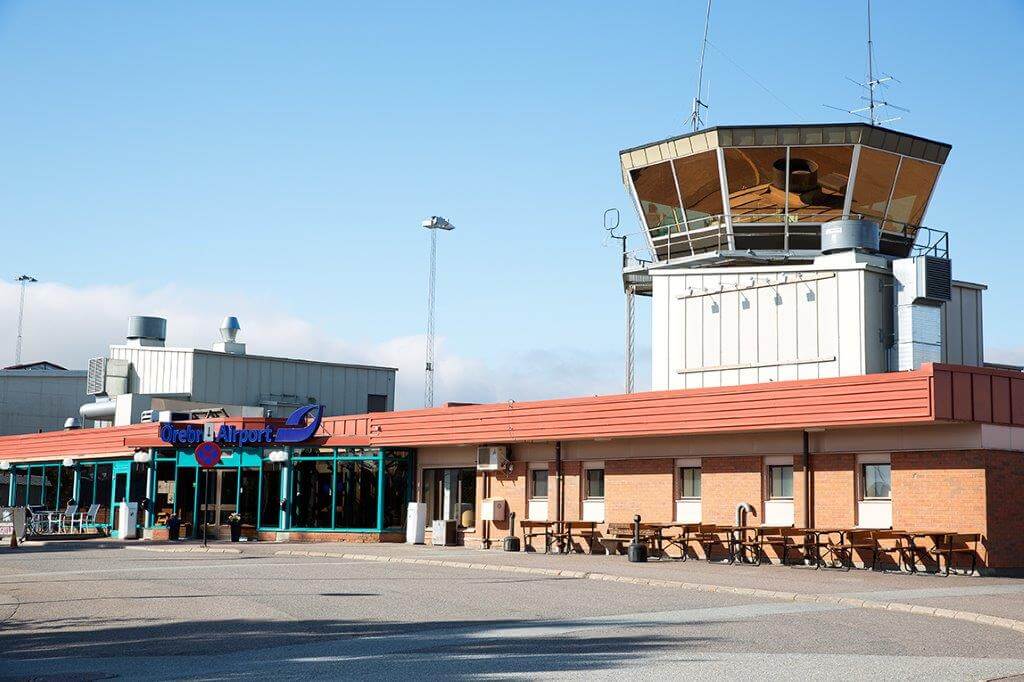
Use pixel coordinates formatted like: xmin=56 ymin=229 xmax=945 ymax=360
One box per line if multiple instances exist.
xmin=14 ymin=274 xmax=37 ymax=365
xmin=422 ymin=216 xmax=455 ymax=408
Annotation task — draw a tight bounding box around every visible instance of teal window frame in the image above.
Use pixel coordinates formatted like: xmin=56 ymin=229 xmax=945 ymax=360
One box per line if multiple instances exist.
xmin=283 ymin=447 xmax=389 ymax=533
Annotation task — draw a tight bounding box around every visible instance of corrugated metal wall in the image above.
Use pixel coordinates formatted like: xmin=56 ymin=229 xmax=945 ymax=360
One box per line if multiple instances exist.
xmin=107 ymin=346 xmax=395 ymax=417
xmin=942 ymin=283 xmax=984 ymax=366
xmin=653 ymin=264 xmax=889 ymax=390
xmin=190 ymin=352 xmax=395 ymax=417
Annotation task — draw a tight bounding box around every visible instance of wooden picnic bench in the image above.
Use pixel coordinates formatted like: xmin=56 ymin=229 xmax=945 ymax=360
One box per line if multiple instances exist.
xmin=928 ymin=532 xmax=981 ymax=575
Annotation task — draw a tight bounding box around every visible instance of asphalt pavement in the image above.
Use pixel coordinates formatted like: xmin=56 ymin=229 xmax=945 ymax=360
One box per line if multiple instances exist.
xmin=1 ymin=540 xmax=1023 ymax=680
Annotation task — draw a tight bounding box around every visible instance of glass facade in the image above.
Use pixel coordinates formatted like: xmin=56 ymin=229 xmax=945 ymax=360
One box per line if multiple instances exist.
xmin=630 ymin=141 xmax=942 ymax=260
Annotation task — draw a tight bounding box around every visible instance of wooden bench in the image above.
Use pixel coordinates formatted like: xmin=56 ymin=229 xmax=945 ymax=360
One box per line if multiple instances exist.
xmin=870 ymin=531 xmax=913 ymax=571
xmin=688 ymin=524 xmax=732 ymax=563
xmin=827 ymin=530 xmax=877 ymax=570
xmin=600 ymin=523 xmax=660 ymax=556
xmin=740 ymin=527 xmax=807 ymax=566
xmin=929 ymin=533 xmax=981 ymax=575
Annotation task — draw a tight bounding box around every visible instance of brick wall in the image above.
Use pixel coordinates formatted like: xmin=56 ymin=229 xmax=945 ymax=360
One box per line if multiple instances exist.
xmin=892 ymin=450 xmax=988 ymax=568
xmin=984 ymin=450 xmax=1024 ymax=569
xmin=810 ymin=453 xmax=857 ymax=528
xmin=701 ymin=456 xmax=763 ymax=525
xmin=605 ymin=459 xmax=674 ymax=523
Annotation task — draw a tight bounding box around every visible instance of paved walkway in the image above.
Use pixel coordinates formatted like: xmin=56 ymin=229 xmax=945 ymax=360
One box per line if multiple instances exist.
xmin=35 ymin=536 xmax=1024 ymax=631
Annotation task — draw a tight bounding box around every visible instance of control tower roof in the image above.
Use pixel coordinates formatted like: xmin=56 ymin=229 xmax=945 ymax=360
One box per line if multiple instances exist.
xmin=620 ymin=123 xmax=952 ymax=265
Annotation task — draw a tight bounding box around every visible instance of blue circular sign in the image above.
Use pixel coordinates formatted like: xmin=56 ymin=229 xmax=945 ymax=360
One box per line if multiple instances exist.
xmin=195 ymin=442 xmax=222 ymax=469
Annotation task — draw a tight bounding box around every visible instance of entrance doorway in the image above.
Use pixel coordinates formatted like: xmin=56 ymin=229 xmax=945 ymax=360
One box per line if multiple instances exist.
xmin=197 ymin=468 xmax=259 ymax=538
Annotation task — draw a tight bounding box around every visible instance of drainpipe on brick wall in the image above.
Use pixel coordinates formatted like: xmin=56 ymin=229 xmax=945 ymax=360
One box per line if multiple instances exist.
xmin=555 ymin=441 xmax=563 ymax=553
xmin=803 ymin=430 xmax=813 ymax=529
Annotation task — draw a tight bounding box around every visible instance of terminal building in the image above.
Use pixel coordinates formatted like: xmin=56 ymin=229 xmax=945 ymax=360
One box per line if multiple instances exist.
xmin=2 ymin=123 xmax=1023 ymax=571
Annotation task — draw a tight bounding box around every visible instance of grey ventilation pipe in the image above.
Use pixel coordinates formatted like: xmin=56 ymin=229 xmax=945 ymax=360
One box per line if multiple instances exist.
xmin=735 ymin=502 xmax=755 ymax=527
xmin=80 ymin=400 xmax=116 ymax=421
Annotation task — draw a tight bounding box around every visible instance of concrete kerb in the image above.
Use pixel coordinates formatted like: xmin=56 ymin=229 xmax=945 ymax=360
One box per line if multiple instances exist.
xmin=274 ymin=549 xmax=1024 ymax=635
xmin=126 ymin=546 xmax=241 ymax=554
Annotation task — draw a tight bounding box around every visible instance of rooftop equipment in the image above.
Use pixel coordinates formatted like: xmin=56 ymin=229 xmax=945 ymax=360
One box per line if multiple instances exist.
xmin=126 ymin=316 xmax=167 ymax=347
xmin=821 ymin=218 xmax=881 ymax=254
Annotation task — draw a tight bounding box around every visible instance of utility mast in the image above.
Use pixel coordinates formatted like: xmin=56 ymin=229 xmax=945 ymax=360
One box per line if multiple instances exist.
xmin=688 ymin=0 xmax=713 ymax=132
xmin=14 ymin=274 xmax=37 ymax=365
xmin=422 ymin=216 xmax=455 ymax=408
xmin=825 ymin=0 xmax=908 ymax=125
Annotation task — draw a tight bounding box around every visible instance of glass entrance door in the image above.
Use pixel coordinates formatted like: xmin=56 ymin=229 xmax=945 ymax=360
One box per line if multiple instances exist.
xmin=198 ymin=468 xmax=259 ymax=536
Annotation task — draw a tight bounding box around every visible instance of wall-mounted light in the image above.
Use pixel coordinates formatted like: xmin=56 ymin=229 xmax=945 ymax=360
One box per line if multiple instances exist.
xmin=268 ymin=449 xmax=289 ymax=463
xmin=61 ymin=457 xmax=75 ymax=467
xmin=0 ymin=461 xmax=10 ymax=471
xmin=133 ymin=449 xmax=153 ymax=464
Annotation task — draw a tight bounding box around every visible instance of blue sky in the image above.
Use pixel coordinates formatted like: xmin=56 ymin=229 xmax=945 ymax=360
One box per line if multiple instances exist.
xmin=1 ymin=1 xmax=1022 ymax=407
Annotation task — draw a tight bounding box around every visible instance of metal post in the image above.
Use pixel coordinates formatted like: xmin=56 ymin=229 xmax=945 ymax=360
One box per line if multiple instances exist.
xmin=554 ymin=441 xmax=563 ymax=554
xmin=13 ymin=274 xmax=37 ymax=365
xmin=625 ymin=285 xmax=636 ymax=393
xmin=203 ymin=469 xmax=210 ymax=548
xmin=423 ymin=217 xmax=455 ymax=408
xmin=628 ymin=513 xmax=647 ymax=562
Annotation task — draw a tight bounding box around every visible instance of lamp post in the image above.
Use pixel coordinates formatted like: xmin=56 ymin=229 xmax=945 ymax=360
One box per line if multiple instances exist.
xmin=14 ymin=274 xmax=37 ymax=365
xmin=422 ymin=216 xmax=455 ymax=408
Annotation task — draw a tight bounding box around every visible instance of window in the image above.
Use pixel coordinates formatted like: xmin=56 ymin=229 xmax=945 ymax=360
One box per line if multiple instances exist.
xmin=291 ymin=460 xmax=333 ymax=528
xmin=530 ymin=469 xmax=549 ymax=499
xmin=678 ymin=467 xmax=701 ymax=499
xmin=259 ymin=461 xmax=283 ymax=528
xmin=154 ymin=461 xmax=177 ymax=524
xmin=584 ymin=468 xmax=605 ymax=500
xmin=0 ymin=472 xmax=9 ymax=506
xmin=366 ymin=394 xmax=388 ymax=413
xmin=862 ymin=463 xmax=891 ymax=500
xmin=383 ymin=455 xmax=410 ymax=529
xmin=421 ymin=468 xmax=476 ymax=527
xmin=334 ymin=460 xmax=379 ymax=529
xmin=768 ymin=465 xmax=793 ymax=500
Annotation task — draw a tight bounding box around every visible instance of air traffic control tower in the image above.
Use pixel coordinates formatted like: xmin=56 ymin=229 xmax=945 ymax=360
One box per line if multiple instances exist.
xmin=619 ymin=123 xmax=987 ymax=391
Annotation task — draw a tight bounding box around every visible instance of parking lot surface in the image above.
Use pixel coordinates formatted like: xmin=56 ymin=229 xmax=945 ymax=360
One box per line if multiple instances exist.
xmin=1 ymin=540 xmax=1023 ymax=680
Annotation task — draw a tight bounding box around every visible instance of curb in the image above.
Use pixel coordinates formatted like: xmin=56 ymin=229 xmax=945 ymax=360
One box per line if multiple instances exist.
xmin=127 ymin=546 xmax=242 ymax=554
xmin=275 ymin=549 xmax=1024 ymax=634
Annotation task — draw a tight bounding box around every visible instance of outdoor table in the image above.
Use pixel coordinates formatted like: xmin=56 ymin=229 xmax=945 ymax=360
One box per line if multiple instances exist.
xmin=641 ymin=522 xmax=690 ymax=559
xmin=519 ymin=520 xmax=557 ymax=553
xmin=897 ymin=530 xmax=953 ymax=573
xmin=798 ymin=528 xmax=850 ymax=567
xmin=563 ymin=521 xmax=599 ymax=554
xmin=726 ymin=526 xmax=761 ymax=564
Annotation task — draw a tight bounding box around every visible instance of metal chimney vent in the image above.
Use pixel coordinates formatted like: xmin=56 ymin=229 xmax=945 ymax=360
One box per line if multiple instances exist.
xmin=127 ymin=316 xmax=167 ymax=345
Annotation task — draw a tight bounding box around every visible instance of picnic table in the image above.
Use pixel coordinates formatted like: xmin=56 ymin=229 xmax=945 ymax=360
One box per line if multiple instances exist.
xmin=520 ymin=520 xmax=599 ymax=554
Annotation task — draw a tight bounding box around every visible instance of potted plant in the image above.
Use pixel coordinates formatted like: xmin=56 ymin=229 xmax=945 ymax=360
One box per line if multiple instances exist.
xmin=228 ymin=513 xmax=242 ymax=542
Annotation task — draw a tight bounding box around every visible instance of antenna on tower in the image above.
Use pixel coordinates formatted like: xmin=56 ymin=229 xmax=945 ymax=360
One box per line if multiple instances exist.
xmin=824 ymin=0 xmax=909 ymax=125
xmin=14 ymin=274 xmax=37 ymax=365
xmin=689 ymin=0 xmax=713 ymax=132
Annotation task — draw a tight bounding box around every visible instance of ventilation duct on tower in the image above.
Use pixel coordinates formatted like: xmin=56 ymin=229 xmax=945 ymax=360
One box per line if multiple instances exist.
xmin=891 ymin=256 xmax=953 ymax=371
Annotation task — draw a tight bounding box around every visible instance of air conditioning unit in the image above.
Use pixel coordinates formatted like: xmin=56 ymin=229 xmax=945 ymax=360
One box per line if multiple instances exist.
xmin=86 ymin=357 xmax=130 ymax=397
xmin=141 ymin=410 xmax=191 ymax=423
xmin=476 ymin=445 xmax=510 ymax=471
xmin=893 ymin=256 xmax=952 ymax=304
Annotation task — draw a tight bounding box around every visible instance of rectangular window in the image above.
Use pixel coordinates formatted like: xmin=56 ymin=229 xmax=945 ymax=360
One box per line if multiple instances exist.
xmin=421 ymin=467 xmax=476 ymax=528
xmin=862 ymin=463 xmax=892 ymax=500
xmin=678 ymin=467 xmax=701 ymax=499
xmin=334 ymin=459 xmax=379 ymax=529
xmin=59 ymin=466 xmax=76 ymax=509
xmin=0 ymin=471 xmax=10 ymax=506
xmin=291 ymin=460 xmax=333 ymax=528
xmin=366 ymin=394 xmax=388 ymax=413
xmin=768 ymin=465 xmax=794 ymax=500
xmin=383 ymin=456 xmax=409 ymax=529
xmin=584 ymin=468 xmax=605 ymax=500
xmin=259 ymin=461 xmax=283 ymax=529
xmin=530 ymin=469 xmax=549 ymax=499
xmin=154 ymin=461 xmax=177 ymax=524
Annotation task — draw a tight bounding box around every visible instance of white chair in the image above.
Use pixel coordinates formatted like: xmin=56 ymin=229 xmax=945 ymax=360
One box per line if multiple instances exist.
xmin=73 ymin=504 xmax=101 ymax=533
xmin=57 ymin=504 xmax=79 ymax=533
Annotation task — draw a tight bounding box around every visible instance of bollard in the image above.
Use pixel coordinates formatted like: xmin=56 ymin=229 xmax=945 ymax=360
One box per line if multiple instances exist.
xmin=503 ymin=511 xmax=521 ymax=552
xmin=628 ymin=513 xmax=647 ymax=562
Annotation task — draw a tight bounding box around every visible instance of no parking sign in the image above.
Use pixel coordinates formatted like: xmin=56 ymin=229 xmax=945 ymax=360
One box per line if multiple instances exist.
xmin=195 ymin=441 xmax=222 ymax=468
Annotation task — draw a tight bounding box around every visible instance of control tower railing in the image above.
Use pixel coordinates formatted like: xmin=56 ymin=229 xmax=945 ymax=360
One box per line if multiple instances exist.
xmin=632 ymin=213 xmax=949 ymax=265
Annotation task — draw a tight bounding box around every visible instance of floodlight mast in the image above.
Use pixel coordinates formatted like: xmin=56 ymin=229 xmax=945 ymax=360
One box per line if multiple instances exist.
xmin=14 ymin=274 xmax=37 ymax=365
xmin=422 ymin=216 xmax=455 ymax=408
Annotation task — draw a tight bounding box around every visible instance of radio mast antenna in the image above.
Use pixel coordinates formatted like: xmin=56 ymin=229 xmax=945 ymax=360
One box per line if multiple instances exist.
xmin=689 ymin=0 xmax=713 ymax=132
xmin=14 ymin=274 xmax=37 ymax=365
xmin=824 ymin=0 xmax=908 ymax=125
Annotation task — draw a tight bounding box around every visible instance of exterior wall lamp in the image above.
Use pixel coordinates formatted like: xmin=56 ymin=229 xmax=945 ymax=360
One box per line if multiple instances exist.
xmin=268 ymin=449 xmax=289 ymax=463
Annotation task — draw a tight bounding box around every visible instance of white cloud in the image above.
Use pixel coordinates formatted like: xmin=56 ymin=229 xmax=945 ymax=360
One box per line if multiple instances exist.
xmin=0 ymin=280 xmax=644 ymax=409
xmin=986 ymin=347 xmax=1024 ymax=368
